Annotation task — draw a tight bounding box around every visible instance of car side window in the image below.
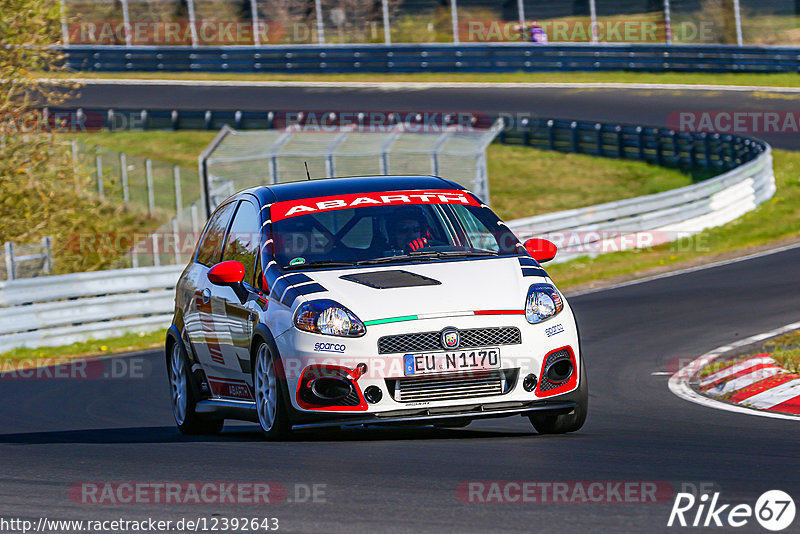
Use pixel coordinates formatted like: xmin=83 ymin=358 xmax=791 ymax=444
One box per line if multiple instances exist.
xmin=221 ymin=200 xmax=261 ymax=285
xmin=196 ymin=202 xmax=237 ymax=267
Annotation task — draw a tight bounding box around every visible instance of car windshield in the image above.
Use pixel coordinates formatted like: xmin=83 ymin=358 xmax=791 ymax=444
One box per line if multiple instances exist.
xmin=270 ymin=193 xmax=520 ymax=269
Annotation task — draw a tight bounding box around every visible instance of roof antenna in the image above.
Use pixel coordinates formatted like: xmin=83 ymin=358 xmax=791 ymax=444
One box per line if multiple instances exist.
xmin=304 ymin=161 xmax=311 ymax=180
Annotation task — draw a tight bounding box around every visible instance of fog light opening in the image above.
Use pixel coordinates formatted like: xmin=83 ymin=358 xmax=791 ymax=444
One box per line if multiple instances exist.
xmin=522 ymin=373 xmax=538 ymax=392
xmin=309 ymin=377 xmax=353 ymax=401
xmin=364 ymin=385 xmax=383 ymax=404
xmin=545 ymin=359 xmax=573 ymax=384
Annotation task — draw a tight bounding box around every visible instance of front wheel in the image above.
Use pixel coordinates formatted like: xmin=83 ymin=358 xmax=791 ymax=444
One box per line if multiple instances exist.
xmin=169 ymin=341 xmax=224 ymax=435
xmin=253 ymin=342 xmax=289 ymax=440
xmin=529 ymin=359 xmax=588 ymax=434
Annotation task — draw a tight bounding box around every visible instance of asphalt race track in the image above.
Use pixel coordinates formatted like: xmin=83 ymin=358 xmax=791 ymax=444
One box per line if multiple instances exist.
xmin=2 ymin=245 xmax=799 ymax=533
xmin=66 ymin=82 xmax=800 ymax=149
xmin=5 ymin=82 xmax=797 ymax=532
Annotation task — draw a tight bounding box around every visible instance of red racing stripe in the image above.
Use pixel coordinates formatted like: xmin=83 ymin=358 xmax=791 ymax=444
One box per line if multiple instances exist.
xmin=728 ymin=374 xmax=798 ymax=403
xmin=700 ymin=362 xmax=780 ymax=391
xmin=767 ymin=393 xmax=800 ymax=414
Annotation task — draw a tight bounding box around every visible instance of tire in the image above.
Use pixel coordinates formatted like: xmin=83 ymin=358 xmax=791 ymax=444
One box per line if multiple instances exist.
xmin=529 ymin=358 xmax=588 ymax=435
xmin=253 ymin=341 xmax=290 ymax=440
xmin=168 ymin=341 xmax=224 ymax=435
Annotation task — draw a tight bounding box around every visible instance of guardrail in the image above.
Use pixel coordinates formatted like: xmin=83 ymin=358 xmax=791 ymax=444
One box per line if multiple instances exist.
xmin=0 ymin=265 xmax=182 ymax=353
xmin=63 ymin=43 xmax=800 ymax=73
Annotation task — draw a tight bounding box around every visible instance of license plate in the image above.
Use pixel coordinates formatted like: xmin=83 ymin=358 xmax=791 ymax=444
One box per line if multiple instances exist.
xmin=403 ymin=348 xmax=501 ymax=376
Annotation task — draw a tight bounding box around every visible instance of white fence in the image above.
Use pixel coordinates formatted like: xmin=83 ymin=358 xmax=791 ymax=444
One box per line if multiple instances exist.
xmin=508 ymin=146 xmax=775 ymax=263
xmin=0 ymin=265 xmax=182 ymax=353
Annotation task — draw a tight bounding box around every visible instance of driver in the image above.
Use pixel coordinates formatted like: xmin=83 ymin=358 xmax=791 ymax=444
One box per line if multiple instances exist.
xmin=387 ymin=208 xmax=430 ymax=252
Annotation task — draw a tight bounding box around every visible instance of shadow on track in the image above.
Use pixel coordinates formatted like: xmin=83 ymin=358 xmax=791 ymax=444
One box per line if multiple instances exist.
xmin=0 ymin=425 xmax=551 ymax=445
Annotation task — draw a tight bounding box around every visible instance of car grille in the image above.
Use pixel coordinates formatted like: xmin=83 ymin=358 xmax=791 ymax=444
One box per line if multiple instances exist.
xmin=378 ymin=327 xmax=521 ymax=354
xmin=388 ymin=370 xmax=515 ymax=403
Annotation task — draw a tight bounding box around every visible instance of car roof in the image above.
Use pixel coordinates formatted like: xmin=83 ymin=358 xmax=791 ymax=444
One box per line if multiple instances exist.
xmin=243 ymin=175 xmax=463 ymax=205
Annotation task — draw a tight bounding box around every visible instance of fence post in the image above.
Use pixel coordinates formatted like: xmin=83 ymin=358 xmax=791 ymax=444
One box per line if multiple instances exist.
xmin=173 ymin=165 xmax=183 ymax=218
xmin=120 ymin=152 xmax=129 ymax=205
xmin=191 ymin=205 xmax=200 ymax=235
xmin=151 ymin=233 xmax=161 ymax=267
xmin=547 ymin=120 xmax=555 ymax=150
xmin=186 ymin=0 xmax=199 ymax=47
xmin=42 ymin=236 xmax=53 ymax=275
xmin=589 ymin=0 xmax=598 ymax=43
xmin=250 ymin=0 xmax=261 ymax=46
xmin=71 ymin=140 xmax=80 ymax=191
xmin=450 ymin=0 xmax=460 ymax=44
xmin=595 ymin=123 xmax=604 ymax=157
xmin=59 ymin=0 xmax=69 ymax=45
xmin=4 ymin=241 xmax=14 ymax=281
xmin=732 ymin=0 xmax=743 ymax=45
xmin=517 ymin=0 xmax=525 ymax=40
xmin=616 ymin=125 xmax=624 ymax=159
xmin=172 ymin=218 xmax=181 ymax=264
xmin=315 ymin=0 xmax=325 ymax=44
xmin=571 ymin=121 xmax=580 ymax=153
xmin=382 ymin=0 xmax=391 ymax=44
xmin=95 ymin=152 xmax=105 ymax=200
xmin=663 ymin=0 xmax=672 ymax=44
xmin=120 ymin=0 xmax=132 ymax=46
xmin=146 ymin=158 xmax=155 ymax=216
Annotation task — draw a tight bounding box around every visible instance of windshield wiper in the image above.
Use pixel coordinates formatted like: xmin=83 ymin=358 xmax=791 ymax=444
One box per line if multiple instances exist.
xmin=356 ymin=255 xmax=417 ymax=266
xmin=357 ymin=250 xmax=498 ymax=266
xmin=408 ymin=250 xmax=498 ymax=258
xmin=284 ymin=260 xmax=356 ymax=270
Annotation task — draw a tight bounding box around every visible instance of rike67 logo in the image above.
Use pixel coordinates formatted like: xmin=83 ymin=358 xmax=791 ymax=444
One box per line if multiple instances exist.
xmin=668 ymin=490 xmax=796 ymax=531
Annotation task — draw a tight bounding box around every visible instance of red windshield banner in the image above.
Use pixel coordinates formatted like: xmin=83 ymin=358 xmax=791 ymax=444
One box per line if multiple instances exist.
xmin=270 ymin=190 xmax=479 ymax=221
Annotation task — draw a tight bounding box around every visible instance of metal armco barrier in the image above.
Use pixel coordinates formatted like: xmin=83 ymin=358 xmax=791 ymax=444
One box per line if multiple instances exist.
xmin=507 ymin=147 xmax=774 ymax=263
xmin=0 ymin=265 xmax=182 ymax=352
xmin=63 ymin=43 xmax=800 ymax=73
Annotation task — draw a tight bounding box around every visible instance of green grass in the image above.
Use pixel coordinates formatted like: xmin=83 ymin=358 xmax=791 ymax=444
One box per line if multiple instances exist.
xmin=62 ymin=130 xmax=218 ymax=168
xmin=699 ymin=329 xmax=800 ymax=378
xmin=0 ymin=330 xmax=164 ymax=368
xmin=487 ymin=145 xmax=691 ymax=219
xmin=547 ymin=149 xmax=800 ymax=288
xmin=49 ymin=70 xmax=800 ymax=88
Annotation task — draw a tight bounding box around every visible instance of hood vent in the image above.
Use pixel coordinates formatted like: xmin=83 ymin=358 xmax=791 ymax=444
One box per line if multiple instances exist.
xmin=340 ymin=270 xmax=441 ymax=289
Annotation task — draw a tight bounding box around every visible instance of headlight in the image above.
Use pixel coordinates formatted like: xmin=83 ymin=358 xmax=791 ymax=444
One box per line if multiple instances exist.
xmin=294 ymin=299 xmax=366 ymax=337
xmin=525 ymin=284 xmax=563 ymax=324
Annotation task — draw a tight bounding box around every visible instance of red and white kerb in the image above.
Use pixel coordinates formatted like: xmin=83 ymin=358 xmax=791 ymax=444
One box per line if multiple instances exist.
xmin=270 ymin=190 xmax=479 ymax=221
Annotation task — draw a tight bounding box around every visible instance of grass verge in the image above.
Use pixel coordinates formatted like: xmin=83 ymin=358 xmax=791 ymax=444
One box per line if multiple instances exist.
xmin=0 ymin=330 xmax=164 ymax=370
xmin=48 ymin=70 xmax=800 ymax=88
xmin=699 ymin=329 xmax=800 ymax=378
xmin=547 ymin=149 xmax=800 ymax=289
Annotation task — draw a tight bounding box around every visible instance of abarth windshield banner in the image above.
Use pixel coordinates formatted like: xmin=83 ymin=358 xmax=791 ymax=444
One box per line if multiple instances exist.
xmin=270 ymin=190 xmax=480 ymax=221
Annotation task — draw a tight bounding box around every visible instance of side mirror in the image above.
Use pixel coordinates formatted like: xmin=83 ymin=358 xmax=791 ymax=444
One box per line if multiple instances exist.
xmin=523 ymin=238 xmax=558 ymax=263
xmin=208 ymin=260 xmax=245 ymax=285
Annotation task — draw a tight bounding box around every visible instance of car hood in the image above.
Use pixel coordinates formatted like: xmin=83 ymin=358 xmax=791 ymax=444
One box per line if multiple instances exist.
xmin=296 ymin=256 xmax=548 ymax=321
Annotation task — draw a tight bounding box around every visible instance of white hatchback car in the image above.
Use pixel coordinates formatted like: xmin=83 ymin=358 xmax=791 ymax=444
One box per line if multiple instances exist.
xmin=166 ymin=175 xmax=587 ymax=439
